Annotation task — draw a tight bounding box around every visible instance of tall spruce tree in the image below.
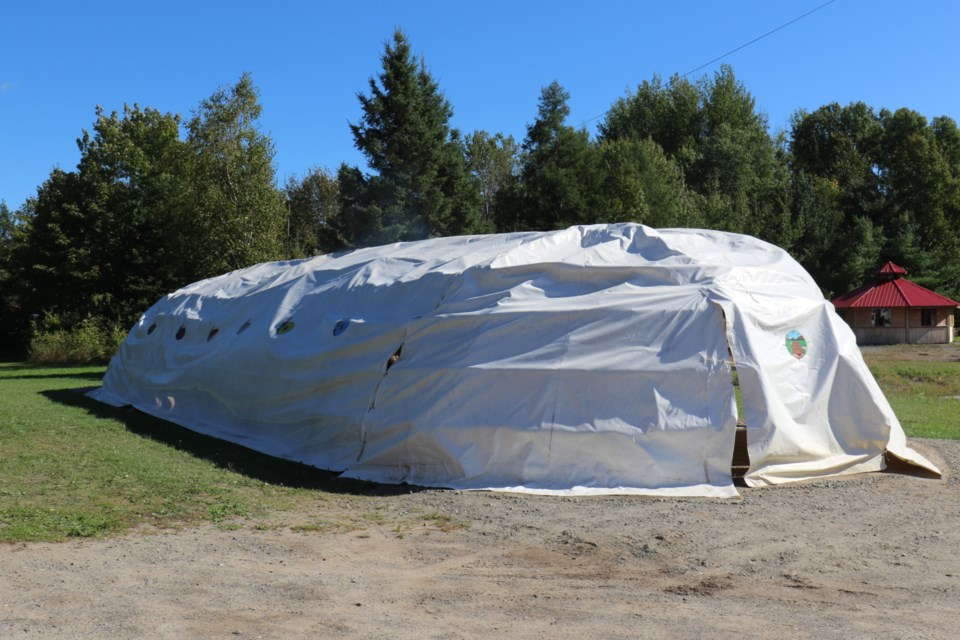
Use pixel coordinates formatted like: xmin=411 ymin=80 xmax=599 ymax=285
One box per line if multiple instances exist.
xmin=496 ymin=81 xmax=596 ymax=231
xmin=335 ymin=30 xmax=481 ymax=247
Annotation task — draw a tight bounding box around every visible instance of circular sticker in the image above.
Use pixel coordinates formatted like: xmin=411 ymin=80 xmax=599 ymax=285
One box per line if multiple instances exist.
xmin=785 ymin=330 xmax=807 ymax=360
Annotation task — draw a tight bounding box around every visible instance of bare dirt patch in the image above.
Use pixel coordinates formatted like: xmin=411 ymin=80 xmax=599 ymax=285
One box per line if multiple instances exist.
xmin=2 ymin=438 xmax=959 ymax=639
xmin=860 ymin=342 xmax=960 ymax=362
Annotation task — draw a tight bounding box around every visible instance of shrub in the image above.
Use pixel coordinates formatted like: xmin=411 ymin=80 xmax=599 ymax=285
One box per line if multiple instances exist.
xmin=28 ymin=315 xmax=127 ymax=364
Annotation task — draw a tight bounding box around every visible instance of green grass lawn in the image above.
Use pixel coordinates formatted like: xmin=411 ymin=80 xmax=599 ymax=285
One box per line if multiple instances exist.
xmin=1 ymin=347 xmax=956 ymax=542
xmin=0 ymin=362 xmax=412 ymax=542
xmin=861 ymin=355 xmax=960 ymax=439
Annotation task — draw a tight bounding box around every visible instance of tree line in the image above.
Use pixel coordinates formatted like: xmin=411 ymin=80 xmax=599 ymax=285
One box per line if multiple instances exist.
xmin=2 ymin=30 xmax=959 ymax=356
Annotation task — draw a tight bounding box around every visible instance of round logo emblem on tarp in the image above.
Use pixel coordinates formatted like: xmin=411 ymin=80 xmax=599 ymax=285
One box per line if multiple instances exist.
xmin=785 ymin=330 xmax=807 ymax=359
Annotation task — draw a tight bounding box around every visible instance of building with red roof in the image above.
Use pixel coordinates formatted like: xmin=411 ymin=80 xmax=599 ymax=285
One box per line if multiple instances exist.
xmin=833 ymin=261 xmax=959 ymax=344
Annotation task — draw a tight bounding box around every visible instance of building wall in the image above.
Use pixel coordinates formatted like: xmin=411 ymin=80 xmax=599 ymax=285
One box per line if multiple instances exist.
xmin=906 ymin=308 xmax=949 ymax=328
xmin=849 ymin=308 xmax=906 ymax=328
xmin=853 ymin=326 xmax=951 ymax=345
xmin=840 ymin=307 xmax=956 ymax=344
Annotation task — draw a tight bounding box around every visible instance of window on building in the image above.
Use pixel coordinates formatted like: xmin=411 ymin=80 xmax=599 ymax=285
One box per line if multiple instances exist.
xmin=921 ymin=309 xmax=936 ymax=327
xmin=871 ymin=308 xmax=892 ymax=327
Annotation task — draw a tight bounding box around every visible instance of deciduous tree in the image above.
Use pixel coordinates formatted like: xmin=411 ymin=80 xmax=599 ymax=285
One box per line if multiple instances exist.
xmin=12 ymin=105 xmax=190 ymax=326
xmin=600 ymin=66 xmax=790 ymax=241
xmin=464 ymin=130 xmax=517 ymax=232
xmin=789 ymin=104 xmax=960 ymax=297
xmin=186 ymin=73 xmax=286 ymax=273
xmin=284 ymin=167 xmax=343 ymax=257
xmin=592 ymin=138 xmax=702 ymax=228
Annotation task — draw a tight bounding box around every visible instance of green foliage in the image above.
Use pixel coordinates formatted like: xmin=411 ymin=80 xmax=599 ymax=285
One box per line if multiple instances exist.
xmin=13 ymin=169 xmax=97 ymax=319
xmin=599 ymin=66 xmax=790 ymax=241
xmin=336 ymin=30 xmax=483 ymax=247
xmin=788 ymin=103 xmax=960 ymax=298
xmin=4 ymin=74 xmax=288 ymax=355
xmin=498 ymin=80 xmax=705 ymax=233
xmin=11 ymin=104 xmax=192 ymax=328
xmin=186 ymin=73 xmax=287 ymax=272
xmin=79 ymin=105 xmax=193 ymax=321
xmin=28 ymin=315 xmax=126 ymax=364
xmin=592 ymin=138 xmax=702 ymax=227
xmin=284 ymin=166 xmax=343 ymax=257
xmin=464 ymin=130 xmax=517 ymax=232
xmin=5 ymin=30 xmax=960 ymax=334
xmin=790 ymin=101 xmax=884 ymax=220
xmin=499 ymin=81 xmax=597 ymax=231
xmin=599 ymin=73 xmax=700 ymax=160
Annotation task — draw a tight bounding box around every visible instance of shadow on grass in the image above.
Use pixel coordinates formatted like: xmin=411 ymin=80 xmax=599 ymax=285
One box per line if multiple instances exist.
xmin=42 ymin=387 xmax=425 ymax=497
xmin=5 ymin=371 xmax=107 ymax=382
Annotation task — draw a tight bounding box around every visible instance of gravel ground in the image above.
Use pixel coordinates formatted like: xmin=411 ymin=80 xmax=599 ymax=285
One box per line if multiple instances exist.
xmin=2 ymin=438 xmax=958 ymax=639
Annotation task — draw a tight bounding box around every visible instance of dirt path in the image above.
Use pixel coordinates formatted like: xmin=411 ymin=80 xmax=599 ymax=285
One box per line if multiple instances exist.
xmin=2 ymin=439 xmax=959 ymax=639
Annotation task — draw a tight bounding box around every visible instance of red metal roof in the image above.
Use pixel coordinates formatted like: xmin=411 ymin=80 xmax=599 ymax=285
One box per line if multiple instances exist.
xmin=833 ymin=276 xmax=960 ymax=308
xmin=877 ymin=261 xmax=908 ymax=275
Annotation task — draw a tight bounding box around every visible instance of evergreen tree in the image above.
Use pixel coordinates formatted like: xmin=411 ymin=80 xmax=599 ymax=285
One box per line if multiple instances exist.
xmin=497 ymin=81 xmax=596 ymax=231
xmin=12 ymin=171 xmax=91 ymax=320
xmin=337 ymin=30 xmax=482 ymax=247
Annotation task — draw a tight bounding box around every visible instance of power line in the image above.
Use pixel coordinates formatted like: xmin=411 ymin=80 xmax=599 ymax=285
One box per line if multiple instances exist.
xmin=578 ymin=0 xmax=838 ymax=128
xmin=680 ymin=0 xmax=837 ymax=78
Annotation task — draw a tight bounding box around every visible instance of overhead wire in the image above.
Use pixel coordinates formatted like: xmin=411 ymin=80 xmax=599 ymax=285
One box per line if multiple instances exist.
xmin=577 ymin=0 xmax=838 ymax=128
xmin=679 ymin=0 xmax=837 ymax=79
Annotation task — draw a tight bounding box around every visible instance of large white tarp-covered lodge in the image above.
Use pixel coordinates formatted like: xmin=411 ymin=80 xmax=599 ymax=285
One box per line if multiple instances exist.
xmin=92 ymin=224 xmax=939 ymax=497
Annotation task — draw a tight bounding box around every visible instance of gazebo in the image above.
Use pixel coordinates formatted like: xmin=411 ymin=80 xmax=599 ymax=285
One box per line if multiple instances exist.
xmin=833 ymin=261 xmax=958 ymax=345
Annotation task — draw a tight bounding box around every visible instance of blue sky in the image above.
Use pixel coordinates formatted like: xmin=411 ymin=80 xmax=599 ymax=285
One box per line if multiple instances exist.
xmin=3 ymin=0 xmax=959 ymax=211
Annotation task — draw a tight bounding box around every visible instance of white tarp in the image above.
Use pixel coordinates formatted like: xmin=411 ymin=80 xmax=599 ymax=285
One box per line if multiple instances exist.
xmin=91 ymin=223 xmax=938 ymax=496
